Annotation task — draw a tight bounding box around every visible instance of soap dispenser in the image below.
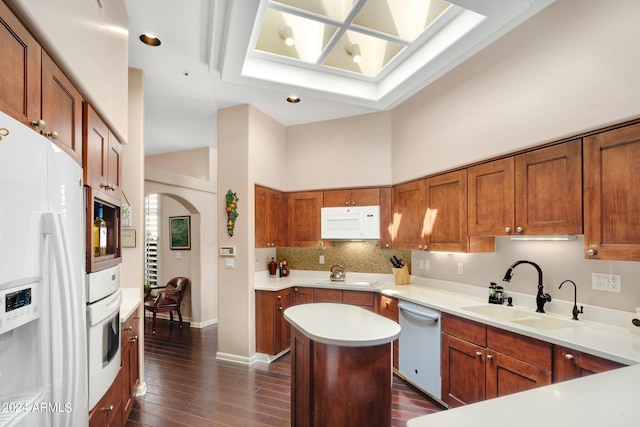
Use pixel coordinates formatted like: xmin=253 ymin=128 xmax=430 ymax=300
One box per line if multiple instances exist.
xmin=488 ymin=282 xmax=498 ymax=304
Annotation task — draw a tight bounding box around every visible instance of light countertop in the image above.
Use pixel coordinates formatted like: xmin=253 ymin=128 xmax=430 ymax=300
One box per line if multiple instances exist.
xmin=120 ymin=287 xmax=142 ymax=322
xmin=256 ymin=271 xmax=640 ymax=365
xmin=257 ymin=270 xmax=640 ymax=426
xmin=284 ymin=303 xmax=401 ymax=347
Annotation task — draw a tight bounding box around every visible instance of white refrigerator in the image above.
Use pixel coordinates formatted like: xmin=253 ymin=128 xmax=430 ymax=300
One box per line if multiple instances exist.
xmin=0 ymin=111 xmax=88 ymax=426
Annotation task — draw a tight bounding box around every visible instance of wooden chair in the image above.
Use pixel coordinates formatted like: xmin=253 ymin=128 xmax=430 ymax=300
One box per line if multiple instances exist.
xmin=144 ymin=277 xmax=190 ymax=334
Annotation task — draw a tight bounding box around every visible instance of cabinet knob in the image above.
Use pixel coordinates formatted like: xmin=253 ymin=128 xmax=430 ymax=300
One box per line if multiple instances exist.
xmin=130 ymin=336 xmax=138 ymax=343
xmin=126 ymin=326 xmax=133 ymax=331
xmin=476 ymin=351 xmax=483 ymax=358
xmin=294 ymin=287 xmax=298 ymax=292
xmin=516 ymin=226 xmax=524 ymax=233
xmin=46 ymin=130 xmax=58 ymax=140
xmin=487 ymin=354 xmax=493 ymax=361
xmin=423 ymin=245 xmax=428 ymax=251
xmin=385 ymin=243 xmax=390 ymax=248
xmin=505 ymin=227 xmax=512 ymax=233
xmin=345 ymin=201 xmax=349 ymax=206
xmin=104 ymin=405 xmax=114 ymax=412
xmin=134 ymin=316 xmax=140 ymax=320
xmin=31 ymin=119 xmax=46 ymax=131
xmin=352 ymin=201 xmax=356 ymax=206
xmin=565 ymin=353 xmax=575 ymax=361
xmin=587 ymin=249 xmax=597 ymax=256
xmin=418 ymin=245 xmax=422 ymax=249
xmin=278 ymin=305 xmax=283 ymax=310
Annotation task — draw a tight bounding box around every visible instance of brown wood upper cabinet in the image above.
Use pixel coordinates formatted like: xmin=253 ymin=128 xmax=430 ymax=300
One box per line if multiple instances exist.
xmin=288 ymin=191 xmax=323 ymax=247
xmin=1 ymin=3 xmax=83 ymax=165
xmin=468 ymin=140 xmax=582 ymax=236
xmin=255 ymin=185 xmax=286 ymax=248
xmin=0 ymin=1 xmax=41 ymax=126
xmin=83 ymin=103 xmax=122 ymax=203
xmin=323 ymin=188 xmax=380 ymax=207
xmin=584 ymin=123 xmax=640 ymax=261
xmin=393 ymin=172 xmax=493 ymax=252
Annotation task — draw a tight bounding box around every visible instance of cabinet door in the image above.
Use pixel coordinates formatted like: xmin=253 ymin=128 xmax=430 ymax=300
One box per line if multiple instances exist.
xmin=584 ymin=123 xmax=640 ymax=260
xmin=349 ymin=188 xmax=380 ymax=206
xmin=342 ymin=290 xmax=374 ymax=311
xmin=313 ymin=288 xmax=342 ymax=303
xmin=553 ymin=346 xmax=625 ymax=383
xmin=83 ymin=103 xmax=121 ymax=203
xmin=424 ymin=170 xmax=468 ymax=252
xmin=279 ymin=289 xmax=292 ymax=351
xmin=379 ymin=187 xmax=393 ymax=249
xmin=514 ymin=140 xmax=582 ymax=235
xmin=323 ymin=189 xmax=350 ymax=207
xmin=288 ymin=191 xmax=323 ymax=247
xmin=468 ymin=157 xmax=515 ymax=236
xmin=392 ymin=180 xmax=426 ymax=250
xmin=0 ymin=1 xmax=41 ymax=126
xmin=441 ymin=333 xmax=485 ymax=407
xmin=256 ymin=185 xmax=286 ymax=248
xmin=292 ymin=286 xmax=313 ymax=305
xmin=41 ymin=52 xmax=83 ymax=165
xmin=485 ymin=350 xmax=551 ymax=399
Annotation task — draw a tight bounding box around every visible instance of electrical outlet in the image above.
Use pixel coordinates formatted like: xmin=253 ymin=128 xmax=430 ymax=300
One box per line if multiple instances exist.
xmin=591 ymin=273 xmax=621 ymax=292
xmin=425 ymin=259 xmax=430 ymax=270
xmin=319 ymin=255 xmax=325 ymax=264
xmin=457 ymin=262 xmax=463 ymax=275
xmin=418 ymin=260 xmax=424 ymax=269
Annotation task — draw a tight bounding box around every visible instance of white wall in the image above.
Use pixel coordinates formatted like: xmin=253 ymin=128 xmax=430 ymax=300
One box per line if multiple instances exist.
xmin=391 ymin=0 xmax=640 ymax=183
xmin=8 ymin=0 xmax=129 ymax=141
xmin=285 ymin=111 xmax=393 ymax=191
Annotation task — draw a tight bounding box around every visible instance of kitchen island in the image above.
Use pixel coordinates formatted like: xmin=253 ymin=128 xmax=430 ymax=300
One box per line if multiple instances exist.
xmin=284 ymin=303 xmax=401 ymax=427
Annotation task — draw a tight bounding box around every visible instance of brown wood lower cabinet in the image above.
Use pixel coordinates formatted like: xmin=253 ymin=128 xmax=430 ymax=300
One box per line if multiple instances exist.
xmin=290 ymin=327 xmax=392 ymax=427
xmin=376 ymin=295 xmax=399 ymax=369
xmin=441 ymin=313 xmax=552 ymax=407
xmin=121 ymin=306 xmax=141 ymax=424
xmin=256 ymin=289 xmax=292 ymax=355
xmin=553 ymin=345 xmax=625 ymax=382
xmin=292 ymin=286 xmax=313 ymax=305
xmin=88 ymin=369 xmax=123 ymax=427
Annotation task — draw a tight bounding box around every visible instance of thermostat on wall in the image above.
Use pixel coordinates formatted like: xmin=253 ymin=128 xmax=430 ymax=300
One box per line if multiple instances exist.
xmin=219 ymin=246 xmax=236 ymax=257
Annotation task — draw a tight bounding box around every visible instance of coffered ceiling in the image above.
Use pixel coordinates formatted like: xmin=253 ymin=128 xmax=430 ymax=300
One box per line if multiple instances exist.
xmin=125 ymin=0 xmax=555 ymax=155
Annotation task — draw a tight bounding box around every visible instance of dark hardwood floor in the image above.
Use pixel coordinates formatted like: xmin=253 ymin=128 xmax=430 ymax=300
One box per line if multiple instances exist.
xmin=127 ymin=318 xmax=444 ymax=426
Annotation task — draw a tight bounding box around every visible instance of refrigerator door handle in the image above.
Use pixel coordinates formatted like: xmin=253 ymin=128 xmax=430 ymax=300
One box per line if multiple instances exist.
xmin=43 ymin=212 xmax=78 ymax=427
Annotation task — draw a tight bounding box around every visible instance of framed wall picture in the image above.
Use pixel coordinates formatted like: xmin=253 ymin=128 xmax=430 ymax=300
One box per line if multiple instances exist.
xmin=170 ymin=216 xmax=191 ymax=250
xmin=122 ymin=228 xmax=136 ymax=248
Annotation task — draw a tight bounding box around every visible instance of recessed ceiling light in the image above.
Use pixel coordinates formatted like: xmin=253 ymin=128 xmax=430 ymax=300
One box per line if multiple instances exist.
xmin=286 ymin=96 xmax=301 ymax=103
xmin=278 ymin=25 xmax=295 ymax=47
xmin=345 ymin=42 xmax=362 ymax=63
xmin=139 ymin=34 xmax=161 ymax=46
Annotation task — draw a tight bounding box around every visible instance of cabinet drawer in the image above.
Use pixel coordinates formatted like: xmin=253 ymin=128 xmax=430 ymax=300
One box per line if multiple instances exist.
xmin=442 ymin=313 xmax=486 ymax=346
xmin=377 ymin=295 xmax=398 ymax=321
xmin=487 ymin=326 xmax=552 ymax=370
xmin=343 ymin=290 xmax=374 ymax=308
xmin=313 ymin=288 xmax=343 ymax=303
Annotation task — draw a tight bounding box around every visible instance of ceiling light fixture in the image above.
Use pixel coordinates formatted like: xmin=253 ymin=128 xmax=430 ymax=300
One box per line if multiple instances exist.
xmin=139 ymin=33 xmax=161 ymax=47
xmin=278 ymin=25 xmax=295 ymax=46
xmin=286 ymin=96 xmax=300 ymax=103
xmin=345 ymin=42 xmax=361 ymax=63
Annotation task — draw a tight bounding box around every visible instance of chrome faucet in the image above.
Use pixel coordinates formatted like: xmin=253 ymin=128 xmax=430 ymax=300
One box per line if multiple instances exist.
xmin=502 ymin=260 xmax=552 ymax=313
xmin=559 ymin=280 xmax=583 ymax=320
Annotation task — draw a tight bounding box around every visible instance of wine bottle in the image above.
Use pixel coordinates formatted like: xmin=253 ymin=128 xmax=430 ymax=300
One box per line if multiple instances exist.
xmin=93 ymin=204 xmax=108 ymax=257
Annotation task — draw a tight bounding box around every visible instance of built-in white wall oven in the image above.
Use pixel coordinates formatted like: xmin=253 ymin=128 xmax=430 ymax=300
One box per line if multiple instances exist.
xmin=86 ymin=265 xmax=121 ymax=410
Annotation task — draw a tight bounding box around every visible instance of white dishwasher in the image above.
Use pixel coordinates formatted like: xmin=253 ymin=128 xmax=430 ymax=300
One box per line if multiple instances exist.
xmin=398 ymin=301 xmax=441 ymax=400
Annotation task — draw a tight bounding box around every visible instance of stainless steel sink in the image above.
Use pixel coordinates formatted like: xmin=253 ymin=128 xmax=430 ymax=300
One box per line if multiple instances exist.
xmin=461 ymin=304 xmax=578 ymax=331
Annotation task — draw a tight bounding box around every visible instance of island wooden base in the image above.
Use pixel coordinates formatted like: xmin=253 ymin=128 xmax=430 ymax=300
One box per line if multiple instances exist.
xmin=290 ymin=327 xmax=392 ymax=427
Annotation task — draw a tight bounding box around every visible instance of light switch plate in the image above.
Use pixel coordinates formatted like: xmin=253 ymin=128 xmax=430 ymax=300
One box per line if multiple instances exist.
xmin=225 ymin=258 xmax=234 ymax=269
xmin=591 ymin=273 xmax=621 ymax=292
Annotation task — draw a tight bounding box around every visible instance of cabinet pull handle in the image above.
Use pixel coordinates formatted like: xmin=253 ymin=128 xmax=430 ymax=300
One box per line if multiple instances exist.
xmin=516 ymin=226 xmax=524 ymax=233
xmin=565 ymin=354 xmax=575 ymax=361
xmin=476 ymin=351 xmax=482 ymax=358
xmin=31 ymin=119 xmax=46 ymax=131
xmin=587 ymin=249 xmax=597 ymax=256
xmin=505 ymin=227 xmax=512 ymax=233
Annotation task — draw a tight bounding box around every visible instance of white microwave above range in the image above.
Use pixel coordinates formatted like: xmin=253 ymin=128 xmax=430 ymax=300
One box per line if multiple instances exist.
xmin=321 ymin=205 xmax=381 ymax=240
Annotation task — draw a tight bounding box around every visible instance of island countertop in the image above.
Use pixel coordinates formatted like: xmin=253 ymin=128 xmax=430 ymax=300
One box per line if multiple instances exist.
xmin=284 ymin=303 xmax=401 ymax=347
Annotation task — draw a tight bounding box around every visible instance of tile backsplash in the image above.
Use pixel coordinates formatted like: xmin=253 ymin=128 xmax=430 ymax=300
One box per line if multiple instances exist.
xmin=276 ymin=241 xmax=410 ymax=274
